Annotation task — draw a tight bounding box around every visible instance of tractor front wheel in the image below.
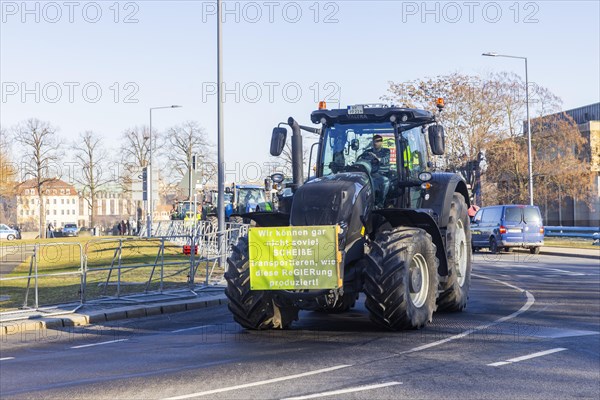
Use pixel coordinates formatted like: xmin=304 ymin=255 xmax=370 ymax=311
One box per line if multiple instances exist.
xmin=364 ymin=227 xmax=439 ymax=330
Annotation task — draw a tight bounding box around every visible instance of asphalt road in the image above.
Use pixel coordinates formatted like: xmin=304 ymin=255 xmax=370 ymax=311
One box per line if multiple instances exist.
xmin=1 ymin=252 xmax=599 ymax=399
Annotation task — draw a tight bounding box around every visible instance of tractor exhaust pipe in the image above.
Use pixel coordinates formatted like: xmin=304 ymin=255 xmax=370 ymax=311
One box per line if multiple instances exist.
xmin=288 ymin=117 xmax=304 ymax=188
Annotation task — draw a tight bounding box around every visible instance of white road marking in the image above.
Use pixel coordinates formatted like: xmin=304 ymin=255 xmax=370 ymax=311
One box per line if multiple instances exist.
xmin=161 ymin=364 xmax=352 ymax=400
xmin=0 ymin=357 xmax=15 ymax=361
xmin=396 ymin=273 xmax=535 ymax=355
xmin=171 ymin=325 xmax=214 ymax=333
xmin=488 ymin=348 xmax=567 ymax=367
xmin=527 ymin=327 xmax=599 ymax=339
xmin=165 ymin=273 xmax=534 ymax=399
xmin=493 ymin=264 xmax=585 ymax=276
xmin=70 ymin=339 xmax=128 ymax=349
xmin=282 ymin=381 xmax=402 ymax=399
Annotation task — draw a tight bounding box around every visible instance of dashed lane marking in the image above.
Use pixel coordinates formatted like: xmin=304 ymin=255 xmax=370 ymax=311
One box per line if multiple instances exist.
xmin=171 ymin=325 xmax=214 ymax=333
xmin=282 ymin=381 xmax=403 ymax=399
xmin=161 ymin=365 xmax=352 ymax=400
xmin=70 ymin=339 xmax=128 ymax=349
xmin=488 ymin=348 xmax=567 ymax=367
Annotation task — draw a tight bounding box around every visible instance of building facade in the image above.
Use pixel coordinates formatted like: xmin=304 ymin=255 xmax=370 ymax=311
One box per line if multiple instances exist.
xmin=16 ymin=178 xmax=82 ymax=230
xmin=536 ymin=103 xmax=600 ymax=226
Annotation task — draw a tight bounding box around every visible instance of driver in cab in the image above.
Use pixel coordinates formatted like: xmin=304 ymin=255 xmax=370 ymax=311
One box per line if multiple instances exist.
xmin=360 ymin=134 xmax=390 ymax=207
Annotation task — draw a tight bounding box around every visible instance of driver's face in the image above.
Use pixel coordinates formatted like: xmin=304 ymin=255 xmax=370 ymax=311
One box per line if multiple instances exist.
xmin=373 ymin=139 xmax=383 ymax=150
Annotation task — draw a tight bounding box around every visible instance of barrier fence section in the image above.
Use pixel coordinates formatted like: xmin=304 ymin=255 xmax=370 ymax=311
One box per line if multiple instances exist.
xmin=544 ymin=226 xmax=600 ymax=242
xmin=0 ymin=221 xmax=248 ymax=314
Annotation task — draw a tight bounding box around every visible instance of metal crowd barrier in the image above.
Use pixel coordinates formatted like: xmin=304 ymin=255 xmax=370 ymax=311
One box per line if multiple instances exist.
xmin=0 ymin=222 xmax=249 ymax=313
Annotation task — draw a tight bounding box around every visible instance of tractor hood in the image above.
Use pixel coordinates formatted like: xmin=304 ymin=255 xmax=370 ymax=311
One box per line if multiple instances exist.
xmin=290 ymin=172 xmax=372 ymax=248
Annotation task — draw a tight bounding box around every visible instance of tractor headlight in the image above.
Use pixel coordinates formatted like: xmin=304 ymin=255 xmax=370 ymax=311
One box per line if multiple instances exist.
xmin=418 ymin=172 xmax=432 ymax=182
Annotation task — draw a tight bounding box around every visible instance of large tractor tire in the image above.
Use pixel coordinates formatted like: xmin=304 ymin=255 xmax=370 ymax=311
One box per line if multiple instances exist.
xmin=364 ymin=227 xmax=439 ymax=330
xmin=437 ymin=193 xmax=472 ymax=312
xmin=225 ymin=237 xmax=298 ymax=329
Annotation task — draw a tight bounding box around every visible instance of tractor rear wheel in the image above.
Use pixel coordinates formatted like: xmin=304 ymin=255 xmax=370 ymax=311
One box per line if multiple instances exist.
xmin=225 ymin=237 xmax=298 ymax=329
xmin=437 ymin=193 xmax=472 ymax=312
xmin=364 ymin=227 xmax=439 ymax=330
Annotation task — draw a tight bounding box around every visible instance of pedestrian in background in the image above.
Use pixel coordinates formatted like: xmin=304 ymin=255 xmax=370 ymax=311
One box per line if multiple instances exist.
xmin=47 ymin=223 xmax=55 ymax=238
xmin=126 ymin=220 xmax=131 ymax=236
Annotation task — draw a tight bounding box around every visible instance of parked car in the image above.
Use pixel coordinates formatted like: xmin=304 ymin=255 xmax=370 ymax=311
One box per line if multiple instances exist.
xmin=471 ymin=205 xmax=544 ymax=254
xmin=0 ymin=224 xmax=20 ymax=240
xmin=62 ymin=223 xmax=79 ymax=237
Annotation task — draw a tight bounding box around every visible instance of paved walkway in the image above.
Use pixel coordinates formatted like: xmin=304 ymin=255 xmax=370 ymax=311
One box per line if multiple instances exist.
xmin=541 ymin=246 xmax=600 ymax=260
xmin=0 ymin=286 xmax=226 ymax=336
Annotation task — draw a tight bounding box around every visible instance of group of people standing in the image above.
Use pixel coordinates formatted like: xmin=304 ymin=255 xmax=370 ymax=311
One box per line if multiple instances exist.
xmin=116 ymin=220 xmax=133 ymax=236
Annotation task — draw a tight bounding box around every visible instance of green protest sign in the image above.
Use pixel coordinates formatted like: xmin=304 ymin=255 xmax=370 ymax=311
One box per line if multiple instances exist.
xmin=248 ymin=225 xmax=340 ymax=290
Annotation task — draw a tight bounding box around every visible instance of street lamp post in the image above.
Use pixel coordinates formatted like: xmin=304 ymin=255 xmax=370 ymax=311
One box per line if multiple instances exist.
xmin=482 ymin=52 xmax=534 ymax=206
xmin=147 ymin=105 xmax=182 ymax=237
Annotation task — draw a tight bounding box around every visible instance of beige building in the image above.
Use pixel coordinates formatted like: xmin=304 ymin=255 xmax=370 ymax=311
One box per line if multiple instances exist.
xmin=16 ymin=178 xmax=82 ymax=230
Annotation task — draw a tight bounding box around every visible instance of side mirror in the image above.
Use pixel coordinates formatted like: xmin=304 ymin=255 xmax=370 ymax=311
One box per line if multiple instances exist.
xmin=271 ymin=173 xmax=284 ymax=184
xmin=350 ymin=139 xmax=360 ymax=151
xmin=428 ymin=125 xmax=445 ymax=155
xmin=270 ymin=127 xmax=287 ymax=156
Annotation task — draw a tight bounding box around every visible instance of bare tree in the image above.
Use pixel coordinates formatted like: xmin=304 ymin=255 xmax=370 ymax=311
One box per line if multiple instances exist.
xmin=165 ymin=121 xmax=213 ymax=179
xmin=72 ymin=131 xmax=115 ymax=228
xmin=13 ymin=119 xmax=62 ymax=237
xmin=383 ymin=73 xmax=505 ymax=172
xmin=0 ymin=128 xmax=18 ymax=223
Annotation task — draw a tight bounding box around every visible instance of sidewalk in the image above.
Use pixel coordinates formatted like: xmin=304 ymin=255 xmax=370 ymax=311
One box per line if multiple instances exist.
xmin=541 ymin=246 xmax=600 ymax=260
xmin=0 ymin=286 xmax=227 ymax=337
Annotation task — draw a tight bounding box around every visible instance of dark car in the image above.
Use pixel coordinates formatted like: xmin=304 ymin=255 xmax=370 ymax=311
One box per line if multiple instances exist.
xmin=471 ymin=205 xmax=544 ymax=254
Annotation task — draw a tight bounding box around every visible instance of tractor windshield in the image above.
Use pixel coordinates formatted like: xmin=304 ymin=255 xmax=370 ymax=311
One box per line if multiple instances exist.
xmin=321 ymin=123 xmax=428 ymax=178
xmin=238 ymin=188 xmax=266 ymax=208
xmin=322 ymin=122 xmax=396 ymax=176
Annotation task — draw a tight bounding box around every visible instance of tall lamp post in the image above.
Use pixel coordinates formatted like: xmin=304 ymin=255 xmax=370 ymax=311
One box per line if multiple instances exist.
xmin=482 ymin=52 xmax=534 ymax=206
xmin=147 ymin=105 xmax=182 ymax=237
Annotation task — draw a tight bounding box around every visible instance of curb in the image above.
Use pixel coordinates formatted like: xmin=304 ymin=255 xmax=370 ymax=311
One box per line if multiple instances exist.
xmin=0 ymin=294 xmax=228 ymax=337
xmin=540 ymin=250 xmax=599 ymax=260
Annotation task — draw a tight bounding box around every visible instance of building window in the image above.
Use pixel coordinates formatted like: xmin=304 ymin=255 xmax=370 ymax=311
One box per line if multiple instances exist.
xmin=61 ymin=199 xmax=64 ymax=204
xmin=26 ymin=210 xmax=29 ymax=216
xmin=46 ymin=199 xmax=49 ymax=204
xmin=54 ymin=199 xmax=57 ymax=204
xmin=30 ymin=199 xmax=34 ymax=204
xmin=66 ymin=210 xmax=69 ymax=215
xmin=54 ymin=210 xmax=57 ymax=215
xmin=46 ymin=210 xmax=49 ymax=215
xmin=72 ymin=209 xmax=76 ymax=215
xmin=60 ymin=189 xmax=65 ymax=195
xmin=20 ymin=210 xmax=24 ymax=216
xmin=61 ymin=210 xmax=64 ymax=215
xmin=72 ymin=199 xmax=75 ymax=204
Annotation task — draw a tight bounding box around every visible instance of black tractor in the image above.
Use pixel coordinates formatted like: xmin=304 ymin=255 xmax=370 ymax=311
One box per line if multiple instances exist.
xmin=225 ymin=102 xmax=472 ymax=330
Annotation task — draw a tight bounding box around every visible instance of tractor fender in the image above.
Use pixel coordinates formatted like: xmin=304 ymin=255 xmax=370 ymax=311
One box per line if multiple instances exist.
xmin=421 ymin=172 xmax=470 ymax=229
xmin=372 ymin=208 xmax=448 ymax=278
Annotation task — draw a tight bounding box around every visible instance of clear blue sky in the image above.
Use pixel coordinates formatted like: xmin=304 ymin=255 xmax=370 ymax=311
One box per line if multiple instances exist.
xmin=1 ymin=1 xmax=599 ymax=178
